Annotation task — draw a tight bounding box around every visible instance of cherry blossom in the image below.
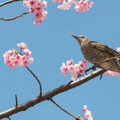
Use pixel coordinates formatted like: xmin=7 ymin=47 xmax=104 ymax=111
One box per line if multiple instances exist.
xmin=58 ymin=0 xmax=75 ymax=10
xmin=77 ymin=105 xmax=93 ymax=120
xmin=84 ymin=110 xmax=93 ymax=120
xmin=3 ymin=42 xmax=34 ymax=68
xmin=17 ymin=42 xmax=27 ymax=50
xmin=74 ymin=0 xmax=93 ymax=12
xmin=23 ymin=0 xmax=47 ymax=25
xmin=60 ymin=59 xmax=88 ymax=81
xmin=60 ymin=63 xmax=68 ymax=76
xmin=52 ymin=0 xmax=93 ymax=12
xmin=82 ymin=105 xmax=87 ymax=112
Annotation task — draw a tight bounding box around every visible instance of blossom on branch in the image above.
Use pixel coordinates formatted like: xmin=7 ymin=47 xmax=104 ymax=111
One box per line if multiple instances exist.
xmin=74 ymin=0 xmax=93 ymax=12
xmin=3 ymin=42 xmax=34 ymax=68
xmin=52 ymin=0 xmax=93 ymax=12
xmin=60 ymin=59 xmax=88 ymax=81
xmin=23 ymin=0 xmax=47 ymax=25
xmin=77 ymin=105 xmax=93 ymax=120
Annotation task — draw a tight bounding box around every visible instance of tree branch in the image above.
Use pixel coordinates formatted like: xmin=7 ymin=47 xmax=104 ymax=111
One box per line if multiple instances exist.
xmin=0 ymin=12 xmax=29 ymax=21
xmin=0 ymin=69 xmax=106 ymax=119
xmin=15 ymin=94 xmax=18 ymax=107
xmin=0 ymin=0 xmax=22 ymax=7
xmin=50 ymin=98 xmax=76 ymax=119
xmin=25 ymin=66 xmax=42 ymax=96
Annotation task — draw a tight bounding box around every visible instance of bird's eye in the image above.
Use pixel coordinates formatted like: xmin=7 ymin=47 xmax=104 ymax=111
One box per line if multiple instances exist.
xmin=81 ymin=36 xmax=84 ymax=38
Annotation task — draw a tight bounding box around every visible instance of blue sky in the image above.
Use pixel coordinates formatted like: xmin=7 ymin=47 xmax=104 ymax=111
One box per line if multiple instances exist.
xmin=0 ymin=0 xmax=120 ymax=120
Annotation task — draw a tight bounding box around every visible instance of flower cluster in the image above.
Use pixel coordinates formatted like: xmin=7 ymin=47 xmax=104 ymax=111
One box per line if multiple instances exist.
xmin=3 ymin=42 xmax=34 ymax=68
xmin=77 ymin=105 xmax=93 ymax=120
xmin=52 ymin=0 xmax=93 ymax=12
xmin=105 ymin=70 xmax=120 ymax=76
xmin=74 ymin=0 xmax=93 ymax=12
xmin=60 ymin=59 xmax=88 ymax=81
xmin=23 ymin=0 xmax=47 ymax=25
xmin=105 ymin=47 xmax=120 ymax=76
xmin=52 ymin=0 xmax=75 ymax=10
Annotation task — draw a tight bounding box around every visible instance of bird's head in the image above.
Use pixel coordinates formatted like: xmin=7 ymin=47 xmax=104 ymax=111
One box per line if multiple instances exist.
xmin=72 ymin=35 xmax=90 ymax=46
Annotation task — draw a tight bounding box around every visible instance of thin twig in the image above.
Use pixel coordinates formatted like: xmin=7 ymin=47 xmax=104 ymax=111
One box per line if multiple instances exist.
xmin=0 ymin=0 xmax=22 ymax=7
xmin=8 ymin=117 xmax=11 ymax=120
xmin=50 ymin=98 xmax=76 ymax=119
xmin=0 ymin=12 xmax=29 ymax=21
xmin=15 ymin=94 xmax=18 ymax=107
xmin=25 ymin=66 xmax=42 ymax=97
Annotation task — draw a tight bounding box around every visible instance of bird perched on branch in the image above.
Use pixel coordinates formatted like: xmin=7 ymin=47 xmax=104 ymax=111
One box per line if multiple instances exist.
xmin=72 ymin=35 xmax=120 ymax=73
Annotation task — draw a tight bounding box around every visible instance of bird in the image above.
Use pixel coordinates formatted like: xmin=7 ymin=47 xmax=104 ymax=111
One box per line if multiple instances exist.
xmin=72 ymin=35 xmax=120 ymax=73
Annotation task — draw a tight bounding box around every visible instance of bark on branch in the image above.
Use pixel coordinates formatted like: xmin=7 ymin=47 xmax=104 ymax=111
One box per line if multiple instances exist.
xmin=0 ymin=0 xmax=22 ymax=7
xmin=0 ymin=69 xmax=106 ymax=119
xmin=50 ymin=99 xmax=77 ymax=119
xmin=0 ymin=12 xmax=29 ymax=21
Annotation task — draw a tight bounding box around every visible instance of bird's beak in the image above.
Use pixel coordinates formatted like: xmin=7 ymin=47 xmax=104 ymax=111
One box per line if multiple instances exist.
xmin=72 ymin=35 xmax=78 ymax=39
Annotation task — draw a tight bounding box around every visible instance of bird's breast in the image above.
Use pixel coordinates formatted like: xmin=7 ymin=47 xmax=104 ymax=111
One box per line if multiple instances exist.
xmin=81 ymin=44 xmax=106 ymax=64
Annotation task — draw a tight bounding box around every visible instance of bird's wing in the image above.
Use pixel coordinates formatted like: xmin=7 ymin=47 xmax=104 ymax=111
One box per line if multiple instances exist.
xmin=89 ymin=41 xmax=119 ymax=56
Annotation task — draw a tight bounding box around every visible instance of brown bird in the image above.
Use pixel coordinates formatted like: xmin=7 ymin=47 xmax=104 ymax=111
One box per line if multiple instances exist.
xmin=72 ymin=35 xmax=120 ymax=73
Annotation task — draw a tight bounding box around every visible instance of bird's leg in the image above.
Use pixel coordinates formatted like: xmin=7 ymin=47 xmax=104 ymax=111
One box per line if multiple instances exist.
xmin=91 ymin=65 xmax=96 ymax=70
xmin=85 ymin=65 xmax=96 ymax=74
xmin=100 ymin=73 xmax=103 ymax=80
xmin=94 ymin=58 xmax=116 ymax=80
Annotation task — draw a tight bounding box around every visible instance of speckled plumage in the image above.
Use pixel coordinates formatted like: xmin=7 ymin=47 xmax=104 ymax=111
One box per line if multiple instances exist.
xmin=72 ymin=35 xmax=120 ymax=73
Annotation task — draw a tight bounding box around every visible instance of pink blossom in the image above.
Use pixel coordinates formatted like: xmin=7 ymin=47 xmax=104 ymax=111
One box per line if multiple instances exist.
xmin=60 ymin=63 xmax=68 ymax=76
xmin=68 ymin=0 xmax=75 ymax=6
xmin=52 ymin=0 xmax=64 ymax=3
xmin=3 ymin=50 xmax=15 ymax=60
xmin=68 ymin=65 xmax=74 ymax=72
xmin=4 ymin=59 xmax=12 ymax=66
xmin=66 ymin=59 xmax=73 ymax=66
xmin=84 ymin=110 xmax=93 ymax=120
xmin=58 ymin=1 xmax=72 ymax=10
xmin=33 ymin=18 xmax=44 ymax=25
xmin=105 ymin=70 xmax=120 ymax=76
xmin=17 ymin=42 xmax=27 ymax=50
xmin=113 ymin=72 xmax=120 ymax=76
xmin=71 ymin=71 xmax=78 ymax=81
xmin=9 ymin=64 xmax=16 ymax=69
xmin=60 ymin=59 xmax=88 ymax=81
xmin=23 ymin=49 xmax=32 ymax=57
xmin=23 ymin=0 xmax=30 ymax=8
xmin=53 ymin=0 xmax=75 ymax=10
xmin=23 ymin=0 xmax=47 ymax=25
xmin=77 ymin=105 xmax=93 ymax=120
xmin=22 ymin=55 xmax=27 ymax=61
xmin=79 ymin=69 xmax=85 ymax=75
xmin=52 ymin=0 xmax=93 ymax=12
xmin=15 ymin=54 xmax=22 ymax=60
xmin=117 ymin=47 xmax=120 ymax=53
xmin=74 ymin=64 xmax=80 ymax=71
xmin=3 ymin=42 xmax=34 ymax=68
xmin=105 ymin=70 xmax=114 ymax=76
xmin=28 ymin=57 xmax=34 ymax=64
xmin=74 ymin=0 xmax=93 ymax=12
xmin=82 ymin=105 xmax=87 ymax=112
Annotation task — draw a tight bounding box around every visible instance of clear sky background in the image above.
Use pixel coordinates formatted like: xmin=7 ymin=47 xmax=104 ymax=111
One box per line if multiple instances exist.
xmin=0 ymin=0 xmax=120 ymax=120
